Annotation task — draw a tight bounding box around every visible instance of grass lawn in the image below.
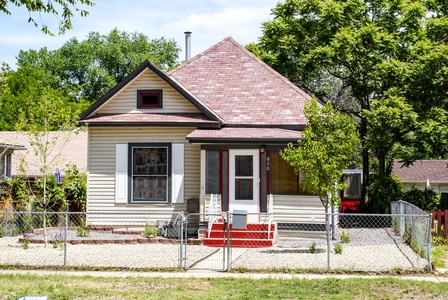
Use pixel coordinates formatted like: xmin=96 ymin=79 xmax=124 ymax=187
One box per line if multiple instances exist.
xmin=432 ymin=245 xmax=448 ymax=271
xmin=0 ymin=273 xmax=447 ymax=299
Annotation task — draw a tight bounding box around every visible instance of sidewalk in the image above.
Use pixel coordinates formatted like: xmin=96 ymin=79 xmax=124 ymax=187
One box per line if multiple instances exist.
xmin=0 ymin=269 xmax=447 ymax=283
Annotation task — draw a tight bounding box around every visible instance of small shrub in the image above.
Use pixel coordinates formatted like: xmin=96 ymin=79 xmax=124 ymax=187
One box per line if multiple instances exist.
xmin=432 ymin=236 xmax=448 ymax=246
xmin=0 ymin=226 xmax=5 ymax=238
xmin=77 ymin=219 xmax=91 ymax=237
xmin=340 ymin=231 xmax=350 ymax=243
xmin=309 ymin=242 xmax=317 ymax=254
xmin=52 ymin=231 xmax=64 ymax=249
xmin=142 ymin=223 xmax=159 ymax=238
xmin=334 ymin=243 xmax=343 ymax=254
xmin=402 ymin=186 xmax=439 ymax=211
xmin=22 ymin=239 xmax=29 ymax=250
xmin=392 ymin=219 xmax=398 ymax=233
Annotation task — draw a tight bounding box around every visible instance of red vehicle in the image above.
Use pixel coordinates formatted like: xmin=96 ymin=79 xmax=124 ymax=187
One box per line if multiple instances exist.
xmin=340 ymin=170 xmax=362 ymax=213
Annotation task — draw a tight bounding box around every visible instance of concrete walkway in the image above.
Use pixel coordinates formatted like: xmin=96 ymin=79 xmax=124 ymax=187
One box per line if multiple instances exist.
xmin=0 ymin=269 xmax=447 ymax=283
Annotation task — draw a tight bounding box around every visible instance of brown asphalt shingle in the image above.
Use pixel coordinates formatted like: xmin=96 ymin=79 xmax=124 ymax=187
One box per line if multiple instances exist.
xmin=1 ymin=131 xmax=87 ymax=177
xmin=392 ymin=160 xmax=448 ymax=183
xmin=168 ymin=37 xmax=310 ymax=126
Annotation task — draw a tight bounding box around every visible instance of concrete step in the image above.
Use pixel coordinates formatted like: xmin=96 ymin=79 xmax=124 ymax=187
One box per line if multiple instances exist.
xmin=203 ymin=238 xmax=273 ymax=248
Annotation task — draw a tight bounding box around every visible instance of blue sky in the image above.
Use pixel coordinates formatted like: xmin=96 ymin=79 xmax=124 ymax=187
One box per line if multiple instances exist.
xmin=0 ymin=0 xmax=279 ymax=68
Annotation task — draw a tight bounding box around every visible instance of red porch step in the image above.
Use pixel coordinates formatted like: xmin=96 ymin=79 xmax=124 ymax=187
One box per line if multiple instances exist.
xmin=203 ymin=222 xmax=275 ymax=248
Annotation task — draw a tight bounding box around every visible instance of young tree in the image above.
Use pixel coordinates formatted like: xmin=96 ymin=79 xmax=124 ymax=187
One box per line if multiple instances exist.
xmin=282 ymin=99 xmax=359 ymax=261
xmin=12 ymin=76 xmax=80 ymax=245
xmin=281 ymin=99 xmax=359 ymax=215
xmin=0 ymin=0 xmax=94 ymax=35
xmin=254 ymin=0 xmax=448 ymax=206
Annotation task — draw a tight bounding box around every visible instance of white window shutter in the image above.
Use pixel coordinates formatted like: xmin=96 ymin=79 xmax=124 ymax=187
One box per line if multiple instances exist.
xmin=171 ymin=143 xmax=184 ymax=203
xmin=115 ymin=144 xmax=128 ymax=204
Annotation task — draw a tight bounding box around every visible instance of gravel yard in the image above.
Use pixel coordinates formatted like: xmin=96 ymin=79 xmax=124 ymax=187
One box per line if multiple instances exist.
xmin=0 ymin=227 xmax=429 ymax=272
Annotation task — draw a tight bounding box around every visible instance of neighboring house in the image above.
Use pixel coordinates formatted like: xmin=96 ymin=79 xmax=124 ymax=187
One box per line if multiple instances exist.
xmin=0 ymin=131 xmax=87 ymax=180
xmin=392 ymin=160 xmax=448 ymax=196
xmin=0 ymin=138 xmax=26 ymax=180
xmin=80 ymin=37 xmax=324 ymax=226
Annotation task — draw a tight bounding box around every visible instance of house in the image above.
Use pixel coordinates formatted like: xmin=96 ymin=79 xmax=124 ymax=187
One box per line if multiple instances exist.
xmin=392 ymin=160 xmax=448 ymax=196
xmin=0 ymin=137 xmax=26 ymax=179
xmin=0 ymin=131 xmax=87 ymax=180
xmin=79 ymin=36 xmax=325 ymax=227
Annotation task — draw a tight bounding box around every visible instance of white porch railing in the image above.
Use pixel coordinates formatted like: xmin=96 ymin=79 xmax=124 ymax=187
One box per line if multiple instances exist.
xmin=207 ymin=194 xmax=219 ymax=238
xmin=268 ymin=193 xmax=274 ymax=239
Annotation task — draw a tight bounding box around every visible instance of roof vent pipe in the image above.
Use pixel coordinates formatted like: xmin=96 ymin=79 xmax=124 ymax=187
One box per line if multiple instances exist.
xmin=184 ymin=31 xmax=192 ymax=61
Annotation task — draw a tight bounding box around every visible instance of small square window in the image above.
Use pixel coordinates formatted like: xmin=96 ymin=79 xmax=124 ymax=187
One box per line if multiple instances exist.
xmin=137 ymin=90 xmax=163 ymax=108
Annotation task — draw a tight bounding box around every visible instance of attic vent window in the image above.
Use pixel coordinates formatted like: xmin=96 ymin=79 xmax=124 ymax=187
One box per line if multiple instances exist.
xmin=137 ymin=90 xmax=163 ymax=109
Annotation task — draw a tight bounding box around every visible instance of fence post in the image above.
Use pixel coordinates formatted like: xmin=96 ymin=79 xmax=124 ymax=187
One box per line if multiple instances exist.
xmin=226 ymin=211 xmax=231 ymax=271
xmin=425 ymin=213 xmax=432 ymax=272
xmin=64 ymin=211 xmax=68 ymax=266
xmin=327 ymin=212 xmax=331 ymax=270
xmin=398 ymin=201 xmax=403 ymax=236
xmin=178 ymin=212 xmax=184 ymax=268
xmin=445 ymin=210 xmax=448 ymax=239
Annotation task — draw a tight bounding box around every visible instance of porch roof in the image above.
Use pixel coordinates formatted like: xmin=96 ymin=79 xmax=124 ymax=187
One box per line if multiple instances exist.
xmin=80 ymin=113 xmax=220 ymax=128
xmin=186 ymin=127 xmax=302 ymax=143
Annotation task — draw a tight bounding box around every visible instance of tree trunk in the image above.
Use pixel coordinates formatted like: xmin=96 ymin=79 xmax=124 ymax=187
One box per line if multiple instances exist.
xmin=360 ymin=118 xmax=369 ymax=209
xmin=378 ymin=153 xmax=386 ymax=176
xmin=324 ymin=197 xmax=331 ymax=270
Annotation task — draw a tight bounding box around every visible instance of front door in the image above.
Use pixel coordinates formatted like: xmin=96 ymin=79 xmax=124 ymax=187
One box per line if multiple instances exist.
xmin=229 ymin=149 xmax=260 ymax=213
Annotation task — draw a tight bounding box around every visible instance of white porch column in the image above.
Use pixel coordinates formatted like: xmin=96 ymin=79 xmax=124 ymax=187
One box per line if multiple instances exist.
xmin=200 ymin=149 xmax=206 ymax=221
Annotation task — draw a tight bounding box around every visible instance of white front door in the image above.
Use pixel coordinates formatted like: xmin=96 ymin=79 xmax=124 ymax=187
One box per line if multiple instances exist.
xmin=229 ymin=149 xmax=260 ymax=213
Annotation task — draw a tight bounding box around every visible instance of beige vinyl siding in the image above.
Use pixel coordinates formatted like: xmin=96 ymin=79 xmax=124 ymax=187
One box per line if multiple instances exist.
xmin=272 ymin=194 xmax=325 ymax=224
xmin=202 ymin=193 xmax=325 ymax=223
xmin=87 ymin=127 xmax=200 ymax=225
xmin=98 ymin=69 xmax=200 ymax=114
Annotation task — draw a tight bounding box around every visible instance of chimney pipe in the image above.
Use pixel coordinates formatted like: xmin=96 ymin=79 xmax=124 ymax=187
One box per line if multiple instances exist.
xmin=184 ymin=31 xmax=192 ymax=61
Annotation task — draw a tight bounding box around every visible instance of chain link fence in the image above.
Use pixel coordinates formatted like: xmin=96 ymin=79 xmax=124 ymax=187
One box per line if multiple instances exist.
xmin=390 ymin=200 xmax=433 ymax=268
xmin=0 ymin=208 xmax=431 ymax=272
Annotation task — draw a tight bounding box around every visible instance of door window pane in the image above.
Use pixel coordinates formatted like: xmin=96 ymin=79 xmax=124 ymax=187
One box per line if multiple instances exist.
xmin=205 ymin=151 xmax=219 ymax=194
xmin=235 ymin=155 xmax=253 ymax=176
xmin=235 ymin=179 xmax=253 ymax=200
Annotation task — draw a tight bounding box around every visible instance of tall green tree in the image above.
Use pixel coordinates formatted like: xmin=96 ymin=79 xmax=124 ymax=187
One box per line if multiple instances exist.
xmin=15 ymin=28 xmax=180 ymax=103
xmin=254 ymin=0 xmax=448 ymax=204
xmin=0 ymin=0 xmax=94 ymax=35
xmin=0 ymin=65 xmax=79 ymax=131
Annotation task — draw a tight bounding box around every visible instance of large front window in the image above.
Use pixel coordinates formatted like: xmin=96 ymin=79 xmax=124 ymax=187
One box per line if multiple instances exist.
xmin=131 ymin=145 xmax=169 ymax=203
xmin=269 ymin=151 xmax=311 ymax=195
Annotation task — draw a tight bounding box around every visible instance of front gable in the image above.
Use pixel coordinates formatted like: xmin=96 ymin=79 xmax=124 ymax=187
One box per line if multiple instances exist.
xmin=80 ymin=60 xmax=222 ymax=125
xmin=97 ymin=68 xmax=201 ymax=115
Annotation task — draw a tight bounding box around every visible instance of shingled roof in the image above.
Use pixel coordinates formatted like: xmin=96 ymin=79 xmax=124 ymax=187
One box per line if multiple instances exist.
xmin=1 ymin=131 xmax=87 ymax=178
xmin=80 ymin=37 xmax=311 ymax=142
xmin=167 ymin=37 xmax=310 ymax=127
xmin=392 ymin=160 xmax=448 ymax=183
